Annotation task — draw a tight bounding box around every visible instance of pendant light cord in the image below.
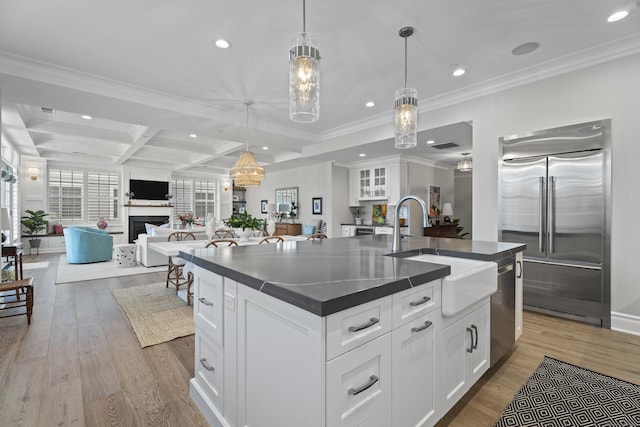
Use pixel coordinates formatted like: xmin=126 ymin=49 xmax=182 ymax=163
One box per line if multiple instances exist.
xmin=244 ymin=101 xmax=250 ymax=152
xmin=302 ymin=0 xmax=306 ymax=34
xmin=404 ymin=35 xmax=408 ymax=88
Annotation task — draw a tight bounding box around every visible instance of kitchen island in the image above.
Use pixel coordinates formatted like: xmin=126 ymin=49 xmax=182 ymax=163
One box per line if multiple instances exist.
xmin=182 ymin=235 xmax=524 ymax=427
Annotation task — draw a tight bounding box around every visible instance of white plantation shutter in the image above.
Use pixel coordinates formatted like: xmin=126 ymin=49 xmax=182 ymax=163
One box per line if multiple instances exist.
xmin=48 ymin=169 xmax=119 ymax=222
xmin=171 ymin=178 xmax=194 ymax=225
xmin=49 ymin=169 xmax=83 ymax=220
xmin=87 ymin=172 xmax=119 ymax=221
xmin=194 ymin=180 xmax=215 ymax=218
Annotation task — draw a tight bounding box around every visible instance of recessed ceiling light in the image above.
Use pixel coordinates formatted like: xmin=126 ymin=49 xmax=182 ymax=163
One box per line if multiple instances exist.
xmin=450 ymin=64 xmax=466 ymax=77
xmin=365 ymin=101 xmax=375 ymax=108
xmin=215 ymin=39 xmax=231 ymax=49
xmin=426 ymin=140 xmax=435 ymax=145
xmin=607 ymin=10 xmax=629 ymax=22
xmin=81 ymin=115 xmax=92 ymax=120
xmin=189 ymin=133 xmax=197 ymax=138
xmin=512 ymin=42 xmax=540 ymax=56
xmin=359 ymin=153 xmax=366 ymax=157
xmin=262 ymin=146 xmax=269 ymax=150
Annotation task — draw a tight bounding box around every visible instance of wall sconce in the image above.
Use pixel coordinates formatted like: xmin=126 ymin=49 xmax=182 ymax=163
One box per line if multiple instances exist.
xmin=222 ymin=179 xmax=231 ymax=191
xmin=28 ymin=167 xmax=39 ymax=181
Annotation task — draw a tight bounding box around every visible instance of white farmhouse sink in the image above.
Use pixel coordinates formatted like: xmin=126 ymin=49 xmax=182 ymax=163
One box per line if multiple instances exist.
xmin=407 ymin=254 xmax=497 ymax=318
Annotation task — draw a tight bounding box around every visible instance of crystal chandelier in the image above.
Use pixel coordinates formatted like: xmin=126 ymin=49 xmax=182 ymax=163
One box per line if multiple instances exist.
xmin=289 ymin=0 xmax=320 ymax=123
xmin=394 ymin=26 xmax=417 ymax=149
xmin=230 ymin=101 xmax=265 ymax=187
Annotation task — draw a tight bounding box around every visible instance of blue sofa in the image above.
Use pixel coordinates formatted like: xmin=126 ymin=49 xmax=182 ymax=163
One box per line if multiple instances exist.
xmin=63 ymin=226 xmax=113 ymax=264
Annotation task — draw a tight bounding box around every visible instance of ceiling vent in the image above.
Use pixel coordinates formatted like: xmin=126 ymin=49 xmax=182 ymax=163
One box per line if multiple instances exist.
xmin=430 ymin=142 xmax=459 ymax=150
xmin=41 ymin=107 xmax=55 ymax=114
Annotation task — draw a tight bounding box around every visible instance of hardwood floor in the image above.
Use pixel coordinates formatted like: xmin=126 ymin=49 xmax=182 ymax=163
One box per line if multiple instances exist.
xmin=2 ymin=253 xmax=639 ymax=426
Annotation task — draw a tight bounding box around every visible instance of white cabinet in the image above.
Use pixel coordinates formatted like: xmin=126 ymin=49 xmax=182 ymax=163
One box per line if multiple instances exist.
xmin=349 ymin=166 xmax=388 ymax=204
xmin=392 ymin=310 xmax=441 ymax=427
xmin=440 ymin=301 xmax=491 ymax=414
xmin=515 ymin=252 xmax=524 ymax=340
xmin=341 ymin=225 xmax=356 ymax=237
xmin=326 ymin=333 xmax=392 ymax=427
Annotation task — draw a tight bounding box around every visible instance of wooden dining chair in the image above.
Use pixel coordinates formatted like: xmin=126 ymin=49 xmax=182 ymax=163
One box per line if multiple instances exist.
xmin=306 ymin=233 xmax=328 ymax=240
xmin=253 ymin=229 xmax=268 ymax=237
xmin=214 ymin=230 xmax=235 ymax=239
xmin=166 ymin=231 xmax=196 ymax=293
xmin=205 ymin=239 xmax=239 ymax=248
xmin=186 ymin=271 xmax=194 ymax=306
xmin=259 ymin=236 xmax=284 ymax=244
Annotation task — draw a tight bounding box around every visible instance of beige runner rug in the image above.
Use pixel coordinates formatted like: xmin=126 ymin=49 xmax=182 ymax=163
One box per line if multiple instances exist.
xmin=111 ymin=282 xmax=194 ymax=348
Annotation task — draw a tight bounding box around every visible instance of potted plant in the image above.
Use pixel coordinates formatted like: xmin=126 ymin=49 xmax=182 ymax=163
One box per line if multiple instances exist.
xmin=125 ymin=191 xmax=135 ymax=205
xmin=224 ymin=211 xmax=265 ymax=241
xmin=353 ymin=207 xmax=365 ymax=225
xmin=21 ymin=209 xmax=49 ymax=251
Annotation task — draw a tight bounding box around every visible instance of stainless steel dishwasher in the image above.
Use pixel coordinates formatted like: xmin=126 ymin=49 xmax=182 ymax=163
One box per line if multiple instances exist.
xmin=490 ymin=255 xmax=516 ymax=366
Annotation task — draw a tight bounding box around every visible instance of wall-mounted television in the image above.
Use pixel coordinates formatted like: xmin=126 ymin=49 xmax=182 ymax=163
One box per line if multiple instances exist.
xmin=129 ymin=179 xmax=169 ymax=201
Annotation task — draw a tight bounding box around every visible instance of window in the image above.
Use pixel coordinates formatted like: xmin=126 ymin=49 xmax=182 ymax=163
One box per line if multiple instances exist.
xmin=49 ymin=169 xmax=119 ymax=222
xmin=1 ymin=135 xmax=20 ymax=240
xmin=171 ymin=178 xmax=216 ymax=224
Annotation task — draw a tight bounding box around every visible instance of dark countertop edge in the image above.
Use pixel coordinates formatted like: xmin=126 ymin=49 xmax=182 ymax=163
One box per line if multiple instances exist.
xmin=183 ymin=250 xmax=450 ymax=316
xmin=416 ymin=245 xmax=526 ymax=261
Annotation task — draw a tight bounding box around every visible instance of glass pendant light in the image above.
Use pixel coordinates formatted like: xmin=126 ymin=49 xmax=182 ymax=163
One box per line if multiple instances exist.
xmin=230 ymin=101 xmax=265 ymax=187
xmin=289 ymin=0 xmax=320 ymax=123
xmin=457 ymin=153 xmax=473 ymax=171
xmin=395 ymin=27 xmax=417 ymax=149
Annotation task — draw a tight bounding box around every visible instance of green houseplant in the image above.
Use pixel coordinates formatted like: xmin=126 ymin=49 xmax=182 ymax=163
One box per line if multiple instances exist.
xmin=21 ymin=209 xmax=49 ymax=250
xmin=224 ymin=211 xmax=265 ymax=231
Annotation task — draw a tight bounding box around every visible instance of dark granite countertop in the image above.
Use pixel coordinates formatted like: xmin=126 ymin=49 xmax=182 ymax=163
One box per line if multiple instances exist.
xmin=181 ymin=235 xmax=525 ymax=316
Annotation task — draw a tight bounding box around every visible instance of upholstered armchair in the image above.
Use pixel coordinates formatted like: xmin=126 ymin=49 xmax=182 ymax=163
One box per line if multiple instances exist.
xmin=63 ymin=226 xmax=113 ymax=264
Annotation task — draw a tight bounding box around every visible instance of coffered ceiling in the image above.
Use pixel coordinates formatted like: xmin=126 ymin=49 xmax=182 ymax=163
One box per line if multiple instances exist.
xmin=1 ymin=0 xmax=639 ymax=174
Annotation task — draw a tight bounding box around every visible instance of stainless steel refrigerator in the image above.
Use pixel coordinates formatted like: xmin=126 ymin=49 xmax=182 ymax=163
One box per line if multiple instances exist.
xmin=499 ymin=120 xmax=611 ymax=327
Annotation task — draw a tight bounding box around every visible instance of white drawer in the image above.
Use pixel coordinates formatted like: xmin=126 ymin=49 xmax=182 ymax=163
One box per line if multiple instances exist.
xmin=195 ymin=268 xmax=224 ymax=345
xmin=358 ymin=403 xmax=391 ymax=427
xmin=195 ymin=327 xmax=224 ymax=416
xmin=326 ymin=333 xmax=391 ymax=427
xmin=326 ymin=296 xmax=392 ymax=361
xmin=392 ymin=279 xmax=441 ymax=328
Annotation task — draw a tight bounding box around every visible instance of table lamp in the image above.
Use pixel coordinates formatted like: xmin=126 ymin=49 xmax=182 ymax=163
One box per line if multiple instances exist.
xmin=442 ymin=203 xmax=453 ymax=223
xmin=1 ymin=207 xmax=11 ymax=243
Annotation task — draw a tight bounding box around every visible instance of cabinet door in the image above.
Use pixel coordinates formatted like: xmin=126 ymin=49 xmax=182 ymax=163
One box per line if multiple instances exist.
xmin=371 ymin=167 xmax=386 ymax=198
xmin=466 ymin=302 xmax=490 ymax=385
xmin=515 ymin=252 xmax=524 ymax=339
xmin=326 ymin=333 xmax=392 ymax=427
xmin=194 ymin=326 xmax=224 ymax=416
xmin=194 ymin=268 xmax=224 ymax=345
xmin=440 ymin=302 xmax=490 ymax=414
xmin=392 ymin=311 xmax=440 ymax=427
xmin=359 ymin=169 xmax=371 ymax=199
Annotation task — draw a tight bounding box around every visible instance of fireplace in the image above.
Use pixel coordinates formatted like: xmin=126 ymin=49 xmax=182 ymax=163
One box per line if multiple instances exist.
xmin=128 ymin=215 xmax=169 ymax=243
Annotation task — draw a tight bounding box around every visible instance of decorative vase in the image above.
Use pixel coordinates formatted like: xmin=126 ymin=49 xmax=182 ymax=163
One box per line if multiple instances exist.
xmin=266 ymin=220 xmax=276 ymax=236
xmin=97 ymin=217 xmax=108 ymax=230
xmin=235 ymin=228 xmax=252 ymax=242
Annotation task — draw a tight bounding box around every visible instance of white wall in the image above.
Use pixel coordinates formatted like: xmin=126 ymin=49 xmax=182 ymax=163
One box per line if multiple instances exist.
xmin=406 ymin=162 xmax=454 ymax=236
xmin=244 ymin=161 xmax=334 ymax=235
xmin=416 ymin=53 xmax=640 ymax=324
xmin=454 ymin=171 xmax=472 ymax=239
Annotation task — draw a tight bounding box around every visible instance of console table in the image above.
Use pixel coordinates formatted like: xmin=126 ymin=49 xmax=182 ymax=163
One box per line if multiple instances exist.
xmin=274 ymin=223 xmax=302 ymax=236
xmin=2 ymin=244 xmax=23 ymax=280
xmin=424 ymin=223 xmax=458 ymax=238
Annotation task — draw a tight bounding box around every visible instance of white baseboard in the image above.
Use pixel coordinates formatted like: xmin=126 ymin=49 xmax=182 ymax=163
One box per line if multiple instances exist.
xmin=611 ymin=311 xmax=640 ymax=337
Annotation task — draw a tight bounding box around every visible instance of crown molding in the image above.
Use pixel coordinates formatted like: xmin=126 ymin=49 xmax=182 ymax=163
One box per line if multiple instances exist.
xmin=321 ymin=33 xmax=640 ymax=141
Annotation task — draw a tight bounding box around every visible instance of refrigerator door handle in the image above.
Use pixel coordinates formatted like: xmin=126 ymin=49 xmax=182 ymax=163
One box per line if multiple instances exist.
xmin=538 ymin=177 xmax=545 ymax=253
xmin=549 ymin=176 xmax=555 ymax=253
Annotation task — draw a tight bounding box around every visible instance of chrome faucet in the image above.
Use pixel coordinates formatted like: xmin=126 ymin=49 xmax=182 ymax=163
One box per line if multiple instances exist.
xmin=393 ymin=195 xmax=429 ymax=252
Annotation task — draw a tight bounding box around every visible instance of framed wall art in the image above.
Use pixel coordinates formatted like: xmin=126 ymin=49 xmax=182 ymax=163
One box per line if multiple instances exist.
xmin=312 ymin=197 xmax=322 ymax=215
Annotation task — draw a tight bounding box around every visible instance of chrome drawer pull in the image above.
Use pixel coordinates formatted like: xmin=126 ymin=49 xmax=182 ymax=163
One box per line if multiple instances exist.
xmin=409 ymin=296 xmax=431 ymax=307
xmin=199 ymin=297 xmax=213 ymax=306
xmin=348 ymin=375 xmax=379 ymax=396
xmin=411 ymin=320 xmax=433 ymax=333
xmin=200 ymin=358 xmax=215 ymax=372
xmin=348 ymin=317 xmax=379 ymax=332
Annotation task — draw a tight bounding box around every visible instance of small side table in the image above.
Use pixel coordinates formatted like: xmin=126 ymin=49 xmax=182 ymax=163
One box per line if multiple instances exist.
xmin=0 ymin=277 xmax=34 ymax=324
xmin=114 ymin=244 xmax=137 ymax=267
xmin=2 ymin=244 xmax=23 ymax=281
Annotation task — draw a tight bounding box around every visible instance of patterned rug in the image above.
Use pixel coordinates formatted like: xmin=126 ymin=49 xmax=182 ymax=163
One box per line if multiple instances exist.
xmin=495 ymin=356 xmax=640 ymax=426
